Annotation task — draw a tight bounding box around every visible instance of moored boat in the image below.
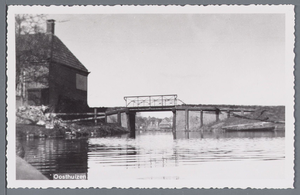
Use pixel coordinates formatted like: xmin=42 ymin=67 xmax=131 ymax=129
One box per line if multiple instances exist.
xmin=222 ymin=122 xmax=275 ymax=131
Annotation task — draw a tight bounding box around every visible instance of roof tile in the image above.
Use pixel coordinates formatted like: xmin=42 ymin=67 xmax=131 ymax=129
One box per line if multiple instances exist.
xmin=17 ymin=34 xmax=88 ymax=73
xmin=52 ymin=36 xmax=88 ymax=72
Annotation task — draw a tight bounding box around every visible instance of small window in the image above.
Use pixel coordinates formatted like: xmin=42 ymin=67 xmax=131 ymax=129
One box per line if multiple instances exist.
xmin=76 ymin=74 xmax=87 ymax=91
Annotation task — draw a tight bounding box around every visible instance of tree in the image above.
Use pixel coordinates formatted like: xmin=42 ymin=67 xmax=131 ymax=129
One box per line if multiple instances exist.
xmin=15 ymin=14 xmax=49 ymax=105
xmin=15 ymin=14 xmax=46 ymax=36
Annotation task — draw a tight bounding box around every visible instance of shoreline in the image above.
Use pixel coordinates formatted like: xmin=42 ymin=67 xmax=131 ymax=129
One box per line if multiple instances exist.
xmin=16 ymin=123 xmax=129 ymax=139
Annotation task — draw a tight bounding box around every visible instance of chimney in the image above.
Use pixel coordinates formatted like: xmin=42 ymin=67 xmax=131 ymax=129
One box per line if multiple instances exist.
xmin=46 ymin=19 xmax=55 ymax=34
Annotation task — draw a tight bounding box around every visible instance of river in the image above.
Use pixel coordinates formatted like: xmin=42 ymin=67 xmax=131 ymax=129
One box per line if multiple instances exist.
xmin=17 ymin=130 xmax=285 ymax=180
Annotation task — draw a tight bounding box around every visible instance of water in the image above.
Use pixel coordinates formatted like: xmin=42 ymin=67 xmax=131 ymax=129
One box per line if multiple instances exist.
xmin=17 ymin=130 xmax=285 ymax=180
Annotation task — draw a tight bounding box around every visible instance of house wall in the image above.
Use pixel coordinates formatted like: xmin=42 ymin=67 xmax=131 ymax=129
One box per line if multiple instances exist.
xmin=49 ymin=61 xmax=89 ymax=112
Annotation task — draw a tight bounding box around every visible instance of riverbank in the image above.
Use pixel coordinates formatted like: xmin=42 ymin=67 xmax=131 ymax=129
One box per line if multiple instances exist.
xmin=16 ymin=123 xmax=129 ymax=139
xmin=16 ymin=105 xmax=128 ymax=138
xmin=202 ymin=106 xmax=285 ymax=131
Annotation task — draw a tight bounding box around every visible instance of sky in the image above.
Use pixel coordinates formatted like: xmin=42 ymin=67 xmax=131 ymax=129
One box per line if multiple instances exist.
xmin=46 ymin=13 xmax=285 ymax=110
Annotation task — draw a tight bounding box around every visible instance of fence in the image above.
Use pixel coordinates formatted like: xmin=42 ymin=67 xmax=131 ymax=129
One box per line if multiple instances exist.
xmin=54 ymin=108 xmax=105 ymax=124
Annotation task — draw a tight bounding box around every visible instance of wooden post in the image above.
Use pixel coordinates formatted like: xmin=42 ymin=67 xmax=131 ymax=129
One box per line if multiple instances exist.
xmin=172 ymin=131 xmax=177 ymax=140
xmin=105 ymin=113 xmax=107 ymax=124
xmin=130 ymin=112 xmax=136 ymax=138
xmin=185 ymin=109 xmax=189 ymax=131
xmin=172 ymin=110 xmax=176 ymax=132
xmin=227 ymin=110 xmax=230 ymax=118
xmin=127 ymin=111 xmax=136 ymax=138
xmin=216 ymin=110 xmax=220 ymax=122
xmin=117 ymin=112 xmax=121 ymax=126
xmin=94 ymin=108 xmax=97 ymax=125
xmin=126 ymin=112 xmax=130 ymax=130
xmin=185 ymin=131 xmax=190 ymax=139
xmin=22 ymin=70 xmax=26 ymax=106
xmin=126 ymin=112 xmax=130 ymax=134
xmin=200 ymin=110 xmax=203 ymax=127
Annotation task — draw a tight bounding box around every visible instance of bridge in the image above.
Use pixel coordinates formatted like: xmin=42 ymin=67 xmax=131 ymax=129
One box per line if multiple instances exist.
xmin=104 ymin=94 xmax=255 ymax=137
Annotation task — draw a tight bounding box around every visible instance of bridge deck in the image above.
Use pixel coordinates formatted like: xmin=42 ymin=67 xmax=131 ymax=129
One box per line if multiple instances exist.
xmin=106 ymin=105 xmax=255 ymax=115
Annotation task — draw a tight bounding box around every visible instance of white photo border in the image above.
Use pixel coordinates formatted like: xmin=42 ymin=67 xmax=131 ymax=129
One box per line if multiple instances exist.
xmin=6 ymin=5 xmax=295 ymax=189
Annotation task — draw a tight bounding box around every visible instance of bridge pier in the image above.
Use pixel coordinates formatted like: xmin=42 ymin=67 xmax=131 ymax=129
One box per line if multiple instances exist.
xmin=216 ymin=109 xmax=220 ymax=122
xmin=200 ymin=110 xmax=203 ymax=127
xmin=185 ymin=109 xmax=189 ymax=131
xmin=172 ymin=109 xmax=176 ymax=132
xmin=117 ymin=112 xmax=121 ymax=126
xmin=94 ymin=108 xmax=98 ymax=125
xmin=126 ymin=111 xmax=136 ymax=138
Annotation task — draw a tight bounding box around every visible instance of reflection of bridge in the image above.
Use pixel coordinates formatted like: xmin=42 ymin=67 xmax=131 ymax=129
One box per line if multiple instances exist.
xmin=105 ymin=94 xmax=255 ymax=137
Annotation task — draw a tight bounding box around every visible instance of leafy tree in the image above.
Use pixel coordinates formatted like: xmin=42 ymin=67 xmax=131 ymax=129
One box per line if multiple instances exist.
xmin=15 ymin=14 xmax=46 ymax=36
xmin=15 ymin=14 xmax=49 ymax=103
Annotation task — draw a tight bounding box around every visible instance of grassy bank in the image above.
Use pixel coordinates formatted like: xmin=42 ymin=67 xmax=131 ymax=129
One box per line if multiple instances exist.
xmin=202 ymin=106 xmax=285 ymax=131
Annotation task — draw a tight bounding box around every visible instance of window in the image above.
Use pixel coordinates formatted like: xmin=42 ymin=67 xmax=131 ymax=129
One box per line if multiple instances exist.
xmin=76 ymin=74 xmax=87 ymax=91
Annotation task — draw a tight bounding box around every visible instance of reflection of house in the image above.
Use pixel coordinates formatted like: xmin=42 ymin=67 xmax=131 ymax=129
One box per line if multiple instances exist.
xmin=16 ymin=20 xmax=89 ymax=112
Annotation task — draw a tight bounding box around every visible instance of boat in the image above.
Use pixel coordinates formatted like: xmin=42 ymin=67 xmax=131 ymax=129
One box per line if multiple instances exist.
xmin=222 ymin=122 xmax=275 ymax=131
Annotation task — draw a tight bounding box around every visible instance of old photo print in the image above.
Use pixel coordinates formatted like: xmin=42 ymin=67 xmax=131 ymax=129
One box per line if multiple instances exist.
xmin=6 ymin=5 xmax=295 ymax=188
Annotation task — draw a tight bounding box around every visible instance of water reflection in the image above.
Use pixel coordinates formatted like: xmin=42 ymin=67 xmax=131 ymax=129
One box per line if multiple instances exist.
xmin=17 ymin=138 xmax=88 ymax=179
xmin=87 ymin=131 xmax=285 ymax=178
xmin=17 ymin=130 xmax=285 ymax=180
xmin=173 ymin=130 xmax=285 ymax=139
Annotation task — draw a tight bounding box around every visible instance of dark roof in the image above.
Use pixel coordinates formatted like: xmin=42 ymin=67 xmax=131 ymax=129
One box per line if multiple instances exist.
xmin=17 ymin=33 xmax=88 ymax=73
xmin=52 ymin=36 xmax=88 ymax=72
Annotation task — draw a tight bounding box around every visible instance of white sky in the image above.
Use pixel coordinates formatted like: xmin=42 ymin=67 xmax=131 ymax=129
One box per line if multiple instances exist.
xmin=47 ymin=13 xmax=285 ymax=109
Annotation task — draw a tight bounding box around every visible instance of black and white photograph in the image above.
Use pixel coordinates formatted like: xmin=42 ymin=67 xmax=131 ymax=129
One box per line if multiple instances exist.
xmin=6 ymin=5 xmax=295 ymax=188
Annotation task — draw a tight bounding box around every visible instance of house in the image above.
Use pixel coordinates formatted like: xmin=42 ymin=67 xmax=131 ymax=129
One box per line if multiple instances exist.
xmin=159 ymin=118 xmax=172 ymax=129
xmin=16 ymin=20 xmax=90 ymax=112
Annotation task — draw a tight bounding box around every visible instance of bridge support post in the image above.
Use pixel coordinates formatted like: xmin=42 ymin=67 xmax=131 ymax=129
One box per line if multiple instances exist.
xmin=94 ymin=108 xmax=97 ymax=125
xmin=126 ymin=111 xmax=136 ymax=138
xmin=172 ymin=109 xmax=176 ymax=132
xmin=185 ymin=109 xmax=189 ymax=131
xmin=227 ymin=111 xmax=230 ymax=118
xmin=216 ymin=110 xmax=220 ymax=122
xmin=117 ymin=112 xmax=121 ymax=126
xmin=200 ymin=110 xmax=203 ymax=127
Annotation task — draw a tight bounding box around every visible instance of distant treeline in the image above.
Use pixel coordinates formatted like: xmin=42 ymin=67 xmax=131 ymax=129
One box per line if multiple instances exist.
xmin=181 ymin=104 xmax=284 ymax=110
